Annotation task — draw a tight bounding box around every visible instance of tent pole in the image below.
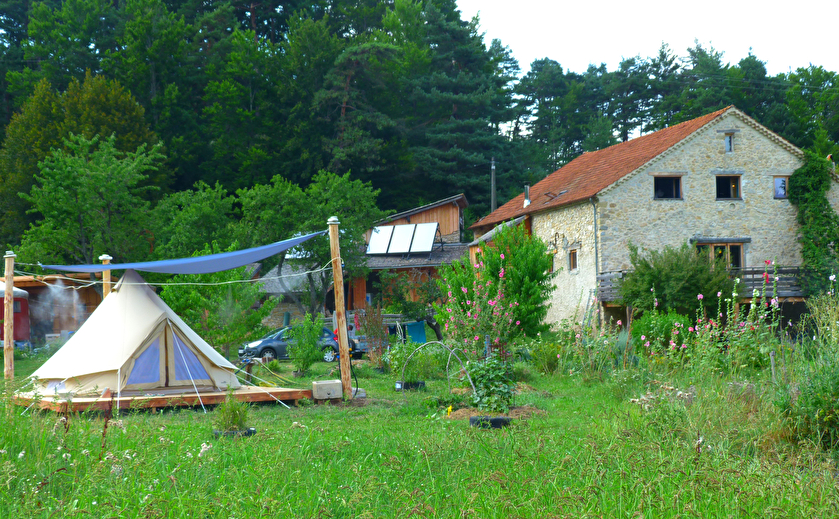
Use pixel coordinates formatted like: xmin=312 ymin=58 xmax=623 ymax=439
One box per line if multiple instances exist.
xmin=99 ymin=254 xmax=113 ymax=298
xmin=328 ymin=217 xmax=352 ymax=400
xmin=4 ymin=251 xmax=15 ymax=380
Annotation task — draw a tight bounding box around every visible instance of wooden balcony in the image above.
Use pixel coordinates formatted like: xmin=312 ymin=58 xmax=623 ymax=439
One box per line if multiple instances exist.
xmin=596 ymin=266 xmax=804 ymax=304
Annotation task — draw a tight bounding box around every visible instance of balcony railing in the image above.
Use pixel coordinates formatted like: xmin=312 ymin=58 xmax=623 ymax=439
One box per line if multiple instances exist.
xmin=596 ymin=266 xmax=804 ymax=303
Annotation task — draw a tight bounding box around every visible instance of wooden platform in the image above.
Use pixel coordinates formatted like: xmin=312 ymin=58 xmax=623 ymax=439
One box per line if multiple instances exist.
xmin=14 ymin=385 xmax=312 ymax=413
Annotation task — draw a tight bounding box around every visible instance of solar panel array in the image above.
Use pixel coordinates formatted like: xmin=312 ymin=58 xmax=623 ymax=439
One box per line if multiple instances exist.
xmin=366 ymin=222 xmax=439 ymax=255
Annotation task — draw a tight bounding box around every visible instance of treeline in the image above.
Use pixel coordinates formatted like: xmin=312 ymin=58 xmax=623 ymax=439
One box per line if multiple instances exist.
xmin=0 ymin=0 xmax=837 ymax=258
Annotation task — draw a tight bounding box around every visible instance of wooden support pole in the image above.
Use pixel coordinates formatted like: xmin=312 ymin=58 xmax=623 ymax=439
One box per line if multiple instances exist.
xmin=4 ymin=251 xmax=16 ymax=380
xmin=328 ymin=217 xmax=352 ymax=399
xmin=99 ymin=254 xmax=113 ymax=298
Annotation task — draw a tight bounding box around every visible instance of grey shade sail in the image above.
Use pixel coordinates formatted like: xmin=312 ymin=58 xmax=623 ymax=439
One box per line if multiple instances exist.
xmin=40 ymin=231 xmax=326 ymax=274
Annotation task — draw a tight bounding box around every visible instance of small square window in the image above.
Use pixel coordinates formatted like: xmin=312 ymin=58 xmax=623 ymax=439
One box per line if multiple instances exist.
xmin=724 ymin=134 xmax=734 ymax=153
xmin=774 ymin=177 xmax=788 ymax=198
xmin=13 ymin=301 xmax=20 ymax=313
xmin=716 ymin=176 xmax=740 ymax=199
xmin=654 ymin=177 xmax=681 ymax=199
xmin=568 ymin=249 xmax=578 ymax=271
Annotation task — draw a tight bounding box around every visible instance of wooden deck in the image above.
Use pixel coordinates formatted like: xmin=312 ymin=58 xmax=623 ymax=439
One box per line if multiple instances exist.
xmin=14 ymin=385 xmax=312 ymax=413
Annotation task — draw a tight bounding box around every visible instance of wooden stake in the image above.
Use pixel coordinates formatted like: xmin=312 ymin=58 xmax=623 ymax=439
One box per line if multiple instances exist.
xmin=328 ymin=217 xmax=352 ymax=399
xmin=4 ymin=251 xmax=15 ymax=380
xmin=99 ymin=254 xmax=113 ymax=298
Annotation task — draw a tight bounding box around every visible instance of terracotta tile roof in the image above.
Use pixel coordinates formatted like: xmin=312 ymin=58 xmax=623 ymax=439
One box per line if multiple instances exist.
xmin=470 ymin=107 xmax=733 ymax=230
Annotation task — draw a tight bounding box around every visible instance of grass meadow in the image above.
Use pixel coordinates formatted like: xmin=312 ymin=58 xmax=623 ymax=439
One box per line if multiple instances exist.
xmin=2 ymin=352 xmax=838 ymax=518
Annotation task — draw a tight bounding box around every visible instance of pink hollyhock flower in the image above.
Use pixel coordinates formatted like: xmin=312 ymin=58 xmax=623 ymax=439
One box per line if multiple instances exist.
xmin=500 ymin=253 xmax=505 ymax=259
xmin=617 ymin=320 xmax=622 ymax=326
xmin=697 ymin=294 xmax=704 ymax=300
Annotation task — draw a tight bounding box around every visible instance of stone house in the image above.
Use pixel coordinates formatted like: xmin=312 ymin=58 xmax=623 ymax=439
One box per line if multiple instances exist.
xmin=471 ymin=106 xmax=809 ymax=326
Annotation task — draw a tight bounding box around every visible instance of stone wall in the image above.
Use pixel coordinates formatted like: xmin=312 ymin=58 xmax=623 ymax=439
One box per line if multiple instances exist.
xmin=598 ymin=111 xmax=803 ymax=272
xmin=532 ymin=202 xmax=597 ymax=326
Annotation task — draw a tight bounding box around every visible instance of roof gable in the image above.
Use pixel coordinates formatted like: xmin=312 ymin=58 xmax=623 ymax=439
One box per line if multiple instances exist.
xmin=472 ymin=107 xmax=750 ymax=229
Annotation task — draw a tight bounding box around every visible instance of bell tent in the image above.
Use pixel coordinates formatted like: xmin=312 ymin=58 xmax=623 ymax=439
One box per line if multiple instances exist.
xmin=30 ymin=269 xmax=240 ymax=396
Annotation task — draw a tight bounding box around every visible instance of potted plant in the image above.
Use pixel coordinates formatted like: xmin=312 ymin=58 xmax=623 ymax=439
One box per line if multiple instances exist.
xmin=286 ymin=313 xmax=324 ymax=377
xmin=212 ymin=388 xmax=255 ymax=438
xmin=467 ymin=352 xmax=515 ymax=428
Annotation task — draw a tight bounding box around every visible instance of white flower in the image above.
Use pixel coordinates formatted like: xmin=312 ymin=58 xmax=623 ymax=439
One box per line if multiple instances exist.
xmin=17 ymin=451 xmax=24 ymax=459
xmin=199 ymin=442 xmax=212 ymax=458
xmin=831 ymin=275 xmax=836 ymax=282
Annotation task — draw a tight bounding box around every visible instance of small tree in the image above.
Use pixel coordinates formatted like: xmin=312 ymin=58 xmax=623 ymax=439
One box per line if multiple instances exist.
xmin=357 ymin=304 xmax=389 ymax=369
xmin=473 ymin=224 xmax=556 ymax=337
xmin=618 ymin=242 xmax=735 ymax=317
xmin=286 ymin=313 xmax=324 ymax=374
xmin=376 ymin=268 xmax=443 ymax=339
xmin=19 ymin=133 xmax=163 ymax=266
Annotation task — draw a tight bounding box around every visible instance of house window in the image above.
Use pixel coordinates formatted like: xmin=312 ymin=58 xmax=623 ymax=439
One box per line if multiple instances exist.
xmin=774 ymin=176 xmax=789 ymax=199
xmin=697 ymin=243 xmax=743 ymax=269
xmin=13 ymin=301 xmax=20 ymax=313
xmin=724 ymin=133 xmax=734 ymax=153
xmin=716 ymin=176 xmax=741 ymax=199
xmin=568 ymin=249 xmax=578 ymax=271
xmin=654 ymin=177 xmax=681 ymax=199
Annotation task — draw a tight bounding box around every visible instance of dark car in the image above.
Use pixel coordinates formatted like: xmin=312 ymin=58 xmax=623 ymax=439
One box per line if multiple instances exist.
xmin=238 ymin=326 xmax=357 ymax=362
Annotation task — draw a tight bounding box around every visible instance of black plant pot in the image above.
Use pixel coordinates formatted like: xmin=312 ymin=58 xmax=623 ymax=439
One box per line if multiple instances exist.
xmin=213 ymin=427 xmax=257 ymax=438
xmin=395 ymin=381 xmax=426 ymax=391
xmin=469 ymin=416 xmax=512 ymax=429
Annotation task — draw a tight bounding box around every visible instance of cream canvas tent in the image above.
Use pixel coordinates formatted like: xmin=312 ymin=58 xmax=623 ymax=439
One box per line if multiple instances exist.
xmin=30 ymin=269 xmax=240 ymax=396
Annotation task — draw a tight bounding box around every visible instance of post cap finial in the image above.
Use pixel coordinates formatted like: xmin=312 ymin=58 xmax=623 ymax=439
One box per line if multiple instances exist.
xmin=98 ymin=254 xmax=113 ymax=261
xmin=327 ymin=216 xmax=340 ymax=225
xmin=4 ymin=251 xmax=15 ymax=258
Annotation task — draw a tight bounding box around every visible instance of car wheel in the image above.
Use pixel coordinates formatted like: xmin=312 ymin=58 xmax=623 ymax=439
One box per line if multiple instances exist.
xmin=261 ymin=348 xmax=278 ymax=361
xmin=322 ymin=347 xmax=337 ymax=363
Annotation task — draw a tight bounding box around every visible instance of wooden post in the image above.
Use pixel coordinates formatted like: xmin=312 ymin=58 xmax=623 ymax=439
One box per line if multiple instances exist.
xmin=328 ymin=217 xmax=352 ymax=399
xmin=99 ymin=254 xmax=113 ymax=298
xmin=4 ymin=251 xmax=15 ymax=380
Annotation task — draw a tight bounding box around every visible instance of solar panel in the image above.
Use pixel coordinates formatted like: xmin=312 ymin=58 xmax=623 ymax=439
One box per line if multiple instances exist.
xmin=388 ymin=224 xmax=416 ymax=254
xmin=367 ymin=226 xmax=393 ymax=254
xmin=410 ymin=223 xmax=438 ymax=253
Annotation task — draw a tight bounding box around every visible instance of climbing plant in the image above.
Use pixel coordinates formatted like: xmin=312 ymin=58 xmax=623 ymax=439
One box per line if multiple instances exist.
xmin=788 ymin=151 xmax=839 ymax=295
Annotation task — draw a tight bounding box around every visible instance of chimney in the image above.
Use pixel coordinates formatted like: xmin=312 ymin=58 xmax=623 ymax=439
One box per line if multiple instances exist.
xmin=523 ymin=184 xmax=531 ymax=208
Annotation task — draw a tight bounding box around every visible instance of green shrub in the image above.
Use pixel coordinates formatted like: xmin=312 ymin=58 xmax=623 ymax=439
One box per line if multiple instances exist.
xmin=619 ymin=242 xmax=735 ymax=317
xmin=780 ymin=355 xmax=839 ymax=449
xmin=510 ymin=360 xmax=534 ymax=382
xmin=213 ymin=388 xmax=249 ymax=432
xmin=386 ymin=341 xmax=444 ymax=383
xmin=286 ymin=313 xmax=324 ymax=374
xmin=468 ymin=352 xmax=514 ymax=413
xmin=632 ymin=309 xmax=691 ymax=356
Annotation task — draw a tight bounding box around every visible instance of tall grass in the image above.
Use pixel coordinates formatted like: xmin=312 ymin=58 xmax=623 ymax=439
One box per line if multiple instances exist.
xmin=1 ymin=356 xmax=837 ymax=518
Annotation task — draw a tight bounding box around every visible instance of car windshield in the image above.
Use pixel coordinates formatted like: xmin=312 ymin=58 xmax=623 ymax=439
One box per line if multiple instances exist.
xmin=260 ymin=328 xmax=287 ymax=340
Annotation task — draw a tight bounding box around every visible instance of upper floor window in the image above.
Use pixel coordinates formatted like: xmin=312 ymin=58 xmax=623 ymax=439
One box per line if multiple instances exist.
xmin=716 ymin=176 xmax=741 ymax=199
xmin=654 ymin=177 xmax=682 ymax=199
xmin=774 ymin=176 xmax=789 ymax=199
xmin=724 ymin=133 xmax=734 ymax=153
xmin=568 ymin=249 xmax=578 ymax=271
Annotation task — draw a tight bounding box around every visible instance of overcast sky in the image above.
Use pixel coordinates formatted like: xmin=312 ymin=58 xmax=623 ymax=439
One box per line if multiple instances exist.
xmin=456 ymin=0 xmax=837 ymax=78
